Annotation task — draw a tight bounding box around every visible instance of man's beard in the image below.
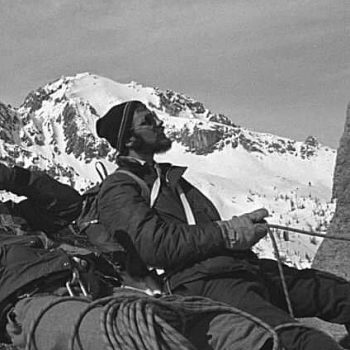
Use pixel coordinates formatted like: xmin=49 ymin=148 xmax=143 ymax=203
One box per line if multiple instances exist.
xmin=132 ymin=134 xmax=172 ymax=154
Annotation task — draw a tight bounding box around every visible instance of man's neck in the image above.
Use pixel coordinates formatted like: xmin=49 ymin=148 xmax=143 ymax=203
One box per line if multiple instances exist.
xmin=127 ymin=150 xmax=155 ymax=164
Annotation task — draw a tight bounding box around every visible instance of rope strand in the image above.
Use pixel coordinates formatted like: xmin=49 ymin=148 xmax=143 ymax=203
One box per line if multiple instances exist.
xmin=268 ymin=223 xmax=350 ymax=242
xmin=267 ymin=227 xmax=294 ymax=318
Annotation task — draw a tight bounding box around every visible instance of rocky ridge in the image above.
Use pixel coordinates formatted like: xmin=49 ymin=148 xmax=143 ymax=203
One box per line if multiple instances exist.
xmin=10 ymin=73 xmax=331 ymax=167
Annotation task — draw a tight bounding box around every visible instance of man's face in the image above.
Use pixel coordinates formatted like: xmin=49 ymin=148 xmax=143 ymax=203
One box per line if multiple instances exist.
xmin=130 ymin=105 xmax=172 ymax=154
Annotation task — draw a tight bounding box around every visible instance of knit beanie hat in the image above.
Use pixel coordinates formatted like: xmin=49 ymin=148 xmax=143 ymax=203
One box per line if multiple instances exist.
xmin=96 ymin=100 xmax=143 ymax=154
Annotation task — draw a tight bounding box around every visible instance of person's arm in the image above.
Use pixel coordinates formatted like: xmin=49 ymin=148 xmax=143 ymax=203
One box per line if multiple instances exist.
xmin=98 ymin=172 xmax=226 ymax=270
xmin=0 ymin=164 xmax=82 ymax=232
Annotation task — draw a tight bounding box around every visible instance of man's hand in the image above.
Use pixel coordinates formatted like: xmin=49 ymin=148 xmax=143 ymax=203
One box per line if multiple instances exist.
xmin=216 ymin=208 xmax=269 ymax=250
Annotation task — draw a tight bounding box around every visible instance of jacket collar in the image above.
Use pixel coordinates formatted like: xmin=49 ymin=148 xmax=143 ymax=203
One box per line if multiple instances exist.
xmin=159 ymin=163 xmax=187 ymax=188
xmin=117 ymin=156 xmax=187 ymax=186
xmin=118 ymin=156 xmax=147 ymax=166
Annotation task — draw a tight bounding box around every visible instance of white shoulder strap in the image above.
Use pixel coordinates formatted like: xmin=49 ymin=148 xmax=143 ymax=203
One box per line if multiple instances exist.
xmin=149 ymin=164 xmax=161 ymax=208
xmin=176 ymin=184 xmax=196 ymax=225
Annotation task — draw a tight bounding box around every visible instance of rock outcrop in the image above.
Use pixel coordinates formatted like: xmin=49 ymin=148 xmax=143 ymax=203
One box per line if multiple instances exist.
xmin=312 ymin=104 xmax=350 ymax=279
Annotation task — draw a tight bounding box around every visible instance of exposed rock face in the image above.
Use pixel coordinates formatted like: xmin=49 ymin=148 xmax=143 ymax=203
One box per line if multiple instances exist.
xmin=0 ymin=102 xmax=20 ymax=145
xmin=300 ymin=136 xmax=319 ymax=159
xmin=312 ymin=104 xmax=350 ymax=279
xmin=156 ymin=89 xmax=237 ymax=127
xmin=167 ymin=124 xmax=227 ymax=154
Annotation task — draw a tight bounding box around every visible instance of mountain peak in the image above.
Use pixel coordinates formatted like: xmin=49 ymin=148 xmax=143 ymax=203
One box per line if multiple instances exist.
xmin=0 ymin=73 xmax=336 ymax=268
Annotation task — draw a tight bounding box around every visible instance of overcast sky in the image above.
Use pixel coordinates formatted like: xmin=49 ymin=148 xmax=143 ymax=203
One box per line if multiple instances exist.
xmin=0 ymin=0 xmax=349 ymax=148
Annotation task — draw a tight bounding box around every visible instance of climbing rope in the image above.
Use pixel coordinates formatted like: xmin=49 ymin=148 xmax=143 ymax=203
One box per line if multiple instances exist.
xmin=268 ymin=223 xmax=350 ymax=242
xmin=25 ymin=289 xmax=280 ymax=350
xmin=267 ymin=227 xmax=295 ymax=318
xmin=266 ymin=223 xmax=350 ymax=319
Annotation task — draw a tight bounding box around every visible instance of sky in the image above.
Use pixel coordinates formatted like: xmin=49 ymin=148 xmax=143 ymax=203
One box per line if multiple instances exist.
xmin=0 ymin=0 xmax=349 ymax=148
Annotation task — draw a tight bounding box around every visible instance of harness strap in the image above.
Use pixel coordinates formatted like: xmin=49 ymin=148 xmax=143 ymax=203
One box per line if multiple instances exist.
xmin=176 ymin=185 xmax=196 ymax=225
xmin=116 ymin=169 xmax=150 ymax=203
xmin=150 ymin=164 xmax=161 ymax=208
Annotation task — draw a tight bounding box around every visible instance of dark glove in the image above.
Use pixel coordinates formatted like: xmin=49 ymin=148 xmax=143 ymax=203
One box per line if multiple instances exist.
xmin=216 ymin=208 xmax=269 ymax=250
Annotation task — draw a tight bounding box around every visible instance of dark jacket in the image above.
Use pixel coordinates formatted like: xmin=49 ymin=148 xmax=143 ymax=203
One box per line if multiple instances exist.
xmin=98 ymin=157 xmax=258 ymax=289
xmin=5 ymin=166 xmax=83 ymax=235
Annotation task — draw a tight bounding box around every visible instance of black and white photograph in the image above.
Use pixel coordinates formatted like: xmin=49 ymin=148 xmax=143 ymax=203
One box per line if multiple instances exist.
xmin=0 ymin=1 xmax=349 ymax=349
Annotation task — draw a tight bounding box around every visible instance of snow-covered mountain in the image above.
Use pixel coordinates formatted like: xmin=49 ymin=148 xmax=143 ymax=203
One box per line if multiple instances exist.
xmin=0 ymin=72 xmax=337 ymax=268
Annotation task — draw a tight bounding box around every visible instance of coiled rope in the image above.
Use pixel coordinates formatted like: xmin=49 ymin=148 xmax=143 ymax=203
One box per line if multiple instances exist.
xmin=25 ymin=289 xmax=280 ymax=350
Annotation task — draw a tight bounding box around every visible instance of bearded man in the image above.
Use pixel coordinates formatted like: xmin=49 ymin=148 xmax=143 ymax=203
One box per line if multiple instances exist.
xmin=96 ymin=100 xmax=350 ymax=350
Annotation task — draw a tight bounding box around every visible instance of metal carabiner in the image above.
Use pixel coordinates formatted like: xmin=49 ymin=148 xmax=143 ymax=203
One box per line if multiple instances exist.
xmin=66 ymin=268 xmax=88 ymax=297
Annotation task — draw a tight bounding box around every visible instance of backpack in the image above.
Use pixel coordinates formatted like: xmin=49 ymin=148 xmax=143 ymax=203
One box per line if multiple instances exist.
xmin=73 ymin=163 xmax=150 ymax=254
xmin=72 ymin=163 xmax=163 ymax=295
